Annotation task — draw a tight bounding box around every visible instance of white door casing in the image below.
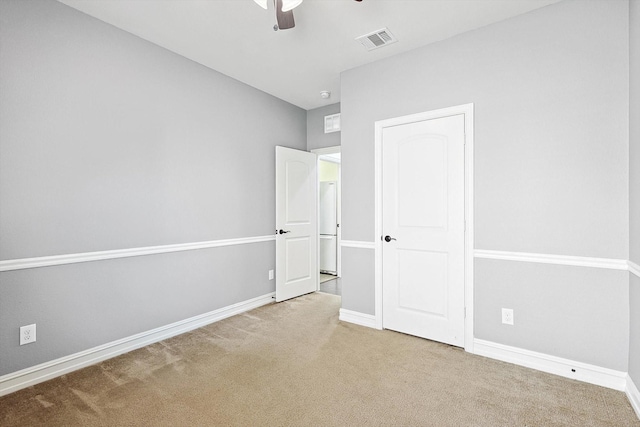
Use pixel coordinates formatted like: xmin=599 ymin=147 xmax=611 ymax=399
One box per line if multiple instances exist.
xmin=374 ymin=104 xmax=474 ymax=352
xmin=275 ymin=146 xmax=318 ymax=302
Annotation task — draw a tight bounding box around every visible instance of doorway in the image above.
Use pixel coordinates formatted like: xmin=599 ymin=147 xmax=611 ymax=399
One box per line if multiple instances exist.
xmin=313 ymin=146 xmax=341 ymax=296
xmin=374 ymin=104 xmax=474 ymax=351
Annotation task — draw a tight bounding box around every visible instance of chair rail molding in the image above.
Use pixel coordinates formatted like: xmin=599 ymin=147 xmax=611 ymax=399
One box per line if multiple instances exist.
xmin=474 ymin=249 xmax=629 ymax=271
xmin=0 ymin=235 xmax=276 ymax=272
xmin=340 ymin=240 xmax=375 ymax=250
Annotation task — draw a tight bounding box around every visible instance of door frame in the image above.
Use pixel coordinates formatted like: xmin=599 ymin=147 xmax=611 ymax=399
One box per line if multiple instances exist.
xmin=373 ymin=103 xmax=474 ymax=353
xmin=312 ymin=146 xmax=342 ymax=278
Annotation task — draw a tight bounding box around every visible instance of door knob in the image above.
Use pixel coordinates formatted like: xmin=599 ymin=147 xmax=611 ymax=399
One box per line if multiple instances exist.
xmin=278 ymin=229 xmax=291 ymax=234
xmin=384 ymin=235 xmax=396 ymax=242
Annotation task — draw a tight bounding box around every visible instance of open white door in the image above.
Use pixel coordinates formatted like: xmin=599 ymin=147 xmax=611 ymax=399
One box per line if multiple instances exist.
xmin=275 ymin=146 xmax=318 ymax=302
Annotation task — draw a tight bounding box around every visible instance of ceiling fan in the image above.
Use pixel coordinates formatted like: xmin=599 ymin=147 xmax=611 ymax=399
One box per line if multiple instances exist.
xmin=253 ymin=0 xmax=301 ymax=31
xmin=254 ymin=0 xmax=362 ymax=31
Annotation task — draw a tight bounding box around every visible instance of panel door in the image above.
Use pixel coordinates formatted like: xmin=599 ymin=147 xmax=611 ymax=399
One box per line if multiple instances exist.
xmin=382 ymin=114 xmax=465 ymax=346
xmin=275 ymin=146 xmax=318 ymax=302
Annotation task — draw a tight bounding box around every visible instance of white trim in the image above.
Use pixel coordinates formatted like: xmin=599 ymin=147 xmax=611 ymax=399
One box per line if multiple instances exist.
xmin=339 ymin=309 xmax=377 ymax=329
xmin=473 ymin=339 xmax=627 ymax=391
xmin=629 ymin=260 xmax=640 ymax=278
xmin=0 ymin=235 xmax=276 ymax=272
xmin=341 ymin=240 xmax=375 ymax=250
xmin=311 ymin=146 xmax=341 ymax=156
xmin=374 ymin=103 xmax=475 ymax=350
xmin=463 ymin=105 xmax=475 ymax=353
xmin=627 ymin=374 xmax=640 ymax=420
xmin=0 ymin=292 xmax=275 ymax=397
xmin=374 ymin=122 xmax=383 ymax=330
xmin=318 ymin=156 xmax=340 ymax=164
xmin=474 ymin=249 xmax=629 ymax=271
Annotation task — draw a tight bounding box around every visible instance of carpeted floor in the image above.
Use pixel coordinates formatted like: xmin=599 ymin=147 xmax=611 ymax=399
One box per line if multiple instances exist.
xmin=1 ymin=292 xmax=638 ymax=426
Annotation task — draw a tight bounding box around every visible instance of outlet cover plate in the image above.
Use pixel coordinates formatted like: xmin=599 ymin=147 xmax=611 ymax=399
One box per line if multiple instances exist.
xmin=20 ymin=324 xmax=36 ymax=345
xmin=502 ymin=308 xmax=514 ymax=325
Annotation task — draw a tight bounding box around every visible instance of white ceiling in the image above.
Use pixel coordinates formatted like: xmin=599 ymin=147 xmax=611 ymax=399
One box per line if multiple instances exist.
xmin=58 ymin=0 xmax=560 ymax=110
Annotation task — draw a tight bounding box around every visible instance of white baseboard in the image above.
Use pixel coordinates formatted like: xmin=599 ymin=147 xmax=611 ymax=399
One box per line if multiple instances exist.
xmin=474 ymin=339 xmax=627 ymax=391
xmin=339 ymin=309 xmax=377 ymax=329
xmin=627 ymin=375 xmax=640 ymax=420
xmin=0 ymin=292 xmax=275 ymax=397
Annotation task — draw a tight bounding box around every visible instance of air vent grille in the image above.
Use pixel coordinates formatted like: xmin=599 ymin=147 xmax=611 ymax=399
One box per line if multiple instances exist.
xmin=356 ymin=28 xmax=397 ymax=51
xmin=324 ymin=113 xmax=341 ymax=133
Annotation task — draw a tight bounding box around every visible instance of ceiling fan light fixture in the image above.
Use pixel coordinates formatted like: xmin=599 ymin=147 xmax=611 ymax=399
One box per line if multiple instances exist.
xmin=281 ymin=0 xmax=302 ymax=12
xmin=253 ymin=0 xmax=268 ymax=9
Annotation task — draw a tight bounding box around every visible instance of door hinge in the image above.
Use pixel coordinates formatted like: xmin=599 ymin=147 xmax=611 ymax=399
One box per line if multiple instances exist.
xmin=464 ymin=307 xmax=467 ymax=318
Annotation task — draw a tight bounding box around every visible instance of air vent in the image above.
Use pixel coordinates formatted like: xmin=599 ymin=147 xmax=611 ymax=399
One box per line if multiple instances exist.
xmin=355 ymin=28 xmax=397 ymax=51
xmin=324 ymin=113 xmax=341 ymax=133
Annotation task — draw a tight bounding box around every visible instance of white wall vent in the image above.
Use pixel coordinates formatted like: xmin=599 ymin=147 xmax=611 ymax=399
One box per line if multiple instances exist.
xmin=355 ymin=28 xmax=397 ymax=51
xmin=324 ymin=113 xmax=341 ymax=133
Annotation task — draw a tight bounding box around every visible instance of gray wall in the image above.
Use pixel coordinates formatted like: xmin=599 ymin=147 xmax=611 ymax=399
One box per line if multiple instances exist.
xmin=340 ymin=0 xmax=630 ymax=369
xmin=1 ymin=244 xmax=275 ymax=375
xmin=629 ymin=0 xmax=640 ymax=385
xmin=0 ymin=0 xmax=306 ymax=376
xmin=341 ymin=247 xmax=375 ymax=315
xmin=307 ymin=103 xmax=341 ymax=151
xmin=475 ymin=260 xmax=629 ymax=370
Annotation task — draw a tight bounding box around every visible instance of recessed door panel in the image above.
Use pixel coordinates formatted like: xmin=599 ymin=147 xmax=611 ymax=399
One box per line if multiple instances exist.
xmin=286 ymin=161 xmax=311 ymax=224
xmin=285 ymin=237 xmax=311 ymax=282
xmin=397 ymin=249 xmax=448 ymax=317
xmin=398 ymin=137 xmax=447 ymax=229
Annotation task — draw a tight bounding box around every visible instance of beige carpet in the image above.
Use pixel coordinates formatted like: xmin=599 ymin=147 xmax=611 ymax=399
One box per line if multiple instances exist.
xmin=1 ymin=293 xmax=638 ymax=426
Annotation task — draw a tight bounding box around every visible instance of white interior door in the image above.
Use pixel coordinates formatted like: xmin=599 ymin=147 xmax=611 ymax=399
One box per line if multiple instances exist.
xmin=275 ymin=146 xmax=318 ymax=302
xmin=382 ymin=114 xmax=465 ymax=347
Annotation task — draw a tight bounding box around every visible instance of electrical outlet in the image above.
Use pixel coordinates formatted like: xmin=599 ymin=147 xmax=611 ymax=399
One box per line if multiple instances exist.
xmin=20 ymin=324 xmax=36 ymax=345
xmin=502 ymin=308 xmax=514 ymax=325
xmin=268 ymin=269 xmax=274 ymax=280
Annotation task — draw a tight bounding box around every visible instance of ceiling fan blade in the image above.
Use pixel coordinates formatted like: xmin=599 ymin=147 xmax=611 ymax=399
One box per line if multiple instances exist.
xmin=275 ymin=0 xmax=295 ymax=30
